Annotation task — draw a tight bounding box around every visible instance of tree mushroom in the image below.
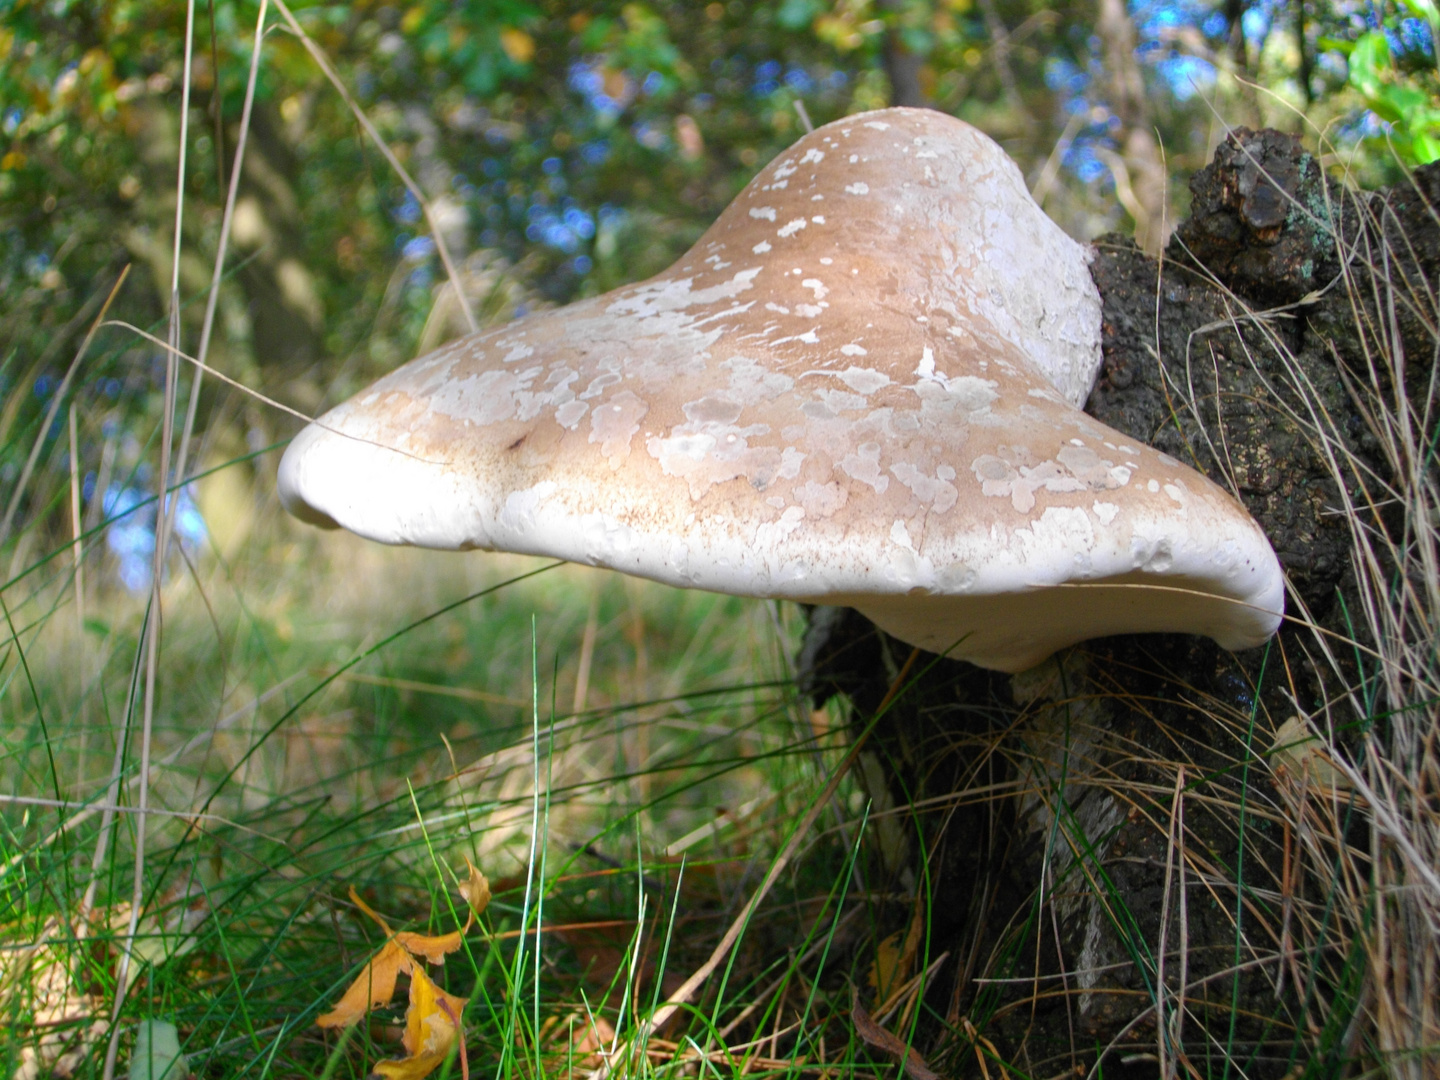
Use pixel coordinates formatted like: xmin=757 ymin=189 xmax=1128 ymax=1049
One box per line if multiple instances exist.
xmin=279 ymin=107 xmax=1284 ymax=673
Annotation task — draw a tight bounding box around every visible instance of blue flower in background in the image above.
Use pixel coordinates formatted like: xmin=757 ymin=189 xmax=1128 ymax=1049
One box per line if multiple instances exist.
xmin=752 ymin=59 xmax=782 ymax=96
xmin=103 ymin=483 xmax=209 ymax=593
xmin=1158 ymin=54 xmax=1216 ymax=99
xmin=394 ymin=190 xmax=422 ymax=225
xmin=568 ymin=60 xmax=628 ymax=119
xmin=525 ymin=200 xmax=596 ymax=252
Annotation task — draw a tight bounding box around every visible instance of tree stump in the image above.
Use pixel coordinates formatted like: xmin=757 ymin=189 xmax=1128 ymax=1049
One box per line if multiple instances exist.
xmin=802 ymin=129 xmax=1439 ymax=1078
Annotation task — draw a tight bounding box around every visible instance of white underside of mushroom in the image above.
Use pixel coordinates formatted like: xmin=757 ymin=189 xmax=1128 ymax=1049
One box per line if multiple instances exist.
xmin=279 ymin=108 xmax=1284 ymax=673
xmin=283 ymin=415 xmax=1281 ymax=672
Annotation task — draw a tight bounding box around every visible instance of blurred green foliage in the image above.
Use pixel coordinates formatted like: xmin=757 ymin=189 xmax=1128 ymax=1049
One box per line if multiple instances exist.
xmin=1327 ymin=0 xmax=1440 ymax=163
xmin=1 ymin=0 xmax=1434 ymax=588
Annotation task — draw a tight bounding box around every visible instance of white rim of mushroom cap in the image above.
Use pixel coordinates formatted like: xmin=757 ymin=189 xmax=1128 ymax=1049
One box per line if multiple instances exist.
xmin=280 ymin=107 xmax=1284 ymax=673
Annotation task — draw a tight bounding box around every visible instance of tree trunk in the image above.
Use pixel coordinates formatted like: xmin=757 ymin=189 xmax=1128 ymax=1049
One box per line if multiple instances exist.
xmin=1096 ymin=0 xmax=1169 ymax=254
xmin=880 ymin=0 xmax=930 ymax=109
xmin=229 ymin=103 xmax=326 ymax=387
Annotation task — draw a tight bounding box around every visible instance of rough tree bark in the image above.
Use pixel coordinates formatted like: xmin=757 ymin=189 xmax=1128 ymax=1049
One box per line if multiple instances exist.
xmin=802 ymin=129 xmax=1439 ymax=1078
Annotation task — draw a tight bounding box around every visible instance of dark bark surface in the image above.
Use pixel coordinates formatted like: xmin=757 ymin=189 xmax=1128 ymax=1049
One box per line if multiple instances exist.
xmin=801 ymin=130 xmax=1438 ymax=1078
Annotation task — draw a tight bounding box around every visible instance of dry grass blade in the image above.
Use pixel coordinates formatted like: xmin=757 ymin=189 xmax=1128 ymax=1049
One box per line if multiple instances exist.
xmin=851 ymin=997 xmax=941 ymax=1080
xmin=101 ymin=3 xmax=198 ymax=1077
xmin=98 ymin=321 xmax=444 ymax=464
xmin=173 ymin=0 xmax=271 ymax=489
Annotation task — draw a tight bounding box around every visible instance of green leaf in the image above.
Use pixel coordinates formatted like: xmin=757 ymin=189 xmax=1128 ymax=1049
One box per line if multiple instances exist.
xmin=1414 ymin=131 xmax=1440 ymax=162
xmin=127 ymin=1020 xmax=187 ymax=1080
xmin=1349 ymin=31 xmax=1393 ymax=109
xmin=1378 ymin=82 xmax=1432 ymax=117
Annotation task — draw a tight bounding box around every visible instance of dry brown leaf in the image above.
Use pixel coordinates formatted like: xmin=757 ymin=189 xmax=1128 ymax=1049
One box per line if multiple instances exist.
xmin=394 ymin=929 xmax=466 ymax=965
xmin=852 ymin=998 xmax=942 ymax=1080
xmin=346 ymin=885 xmax=395 ymax=935
xmin=572 ymin=1014 xmax=616 ymax=1056
xmin=459 ymin=858 xmax=490 ymax=920
xmin=373 ymin=964 xmax=468 ymax=1080
xmin=867 ymin=896 xmax=925 ymax=1007
xmin=549 ymin=1011 xmax=615 ymax=1066
xmin=867 ymin=930 xmax=907 ymax=999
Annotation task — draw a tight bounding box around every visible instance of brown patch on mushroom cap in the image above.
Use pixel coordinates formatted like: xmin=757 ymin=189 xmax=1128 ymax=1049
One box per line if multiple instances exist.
xmin=279 ymin=108 xmax=1283 ymax=672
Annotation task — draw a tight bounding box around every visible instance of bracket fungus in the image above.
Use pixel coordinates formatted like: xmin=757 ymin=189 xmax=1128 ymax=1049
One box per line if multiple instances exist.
xmin=279 ymin=107 xmax=1284 ymax=673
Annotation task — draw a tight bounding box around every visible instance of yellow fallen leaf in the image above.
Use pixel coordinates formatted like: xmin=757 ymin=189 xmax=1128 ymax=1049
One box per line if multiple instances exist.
xmin=374 ymin=964 xmax=468 ymax=1080
xmin=317 ymin=938 xmax=412 ymax=1028
xmin=392 ymin=861 xmax=488 ymax=961
xmin=868 ymin=918 xmax=921 ymax=1002
xmin=459 ymin=858 xmax=490 ymax=920
xmin=394 ymin=928 xmax=464 ymax=964
xmin=317 ymin=882 xmax=476 ymax=1029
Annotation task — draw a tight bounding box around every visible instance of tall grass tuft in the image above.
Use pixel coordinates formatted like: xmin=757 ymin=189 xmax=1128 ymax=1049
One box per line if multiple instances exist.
xmin=1291 ymin=166 xmax=1440 ymax=1077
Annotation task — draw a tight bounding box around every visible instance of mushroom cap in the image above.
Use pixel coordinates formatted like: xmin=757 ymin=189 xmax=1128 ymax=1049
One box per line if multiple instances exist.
xmin=280 ymin=107 xmax=1284 ymax=673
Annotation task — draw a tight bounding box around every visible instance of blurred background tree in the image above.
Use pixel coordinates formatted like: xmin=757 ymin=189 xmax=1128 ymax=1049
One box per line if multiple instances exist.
xmin=1 ymin=0 xmax=1434 ymax=586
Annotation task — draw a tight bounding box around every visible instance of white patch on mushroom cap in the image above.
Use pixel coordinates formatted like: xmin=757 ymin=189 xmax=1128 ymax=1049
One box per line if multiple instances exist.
xmin=891 ymin=462 xmax=959 ymax=513
xmin=590 ymin=391 xmax=648 ymax=464
xmin=836 ymin=367 xmax=890 ymax=394
xmin=838 ymin=442 xmax=889 ymax=493
xmin=607 ymin=267 xmax=762 ymax=318
xmin=555 ymin=400 xmax=589 ymax=429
